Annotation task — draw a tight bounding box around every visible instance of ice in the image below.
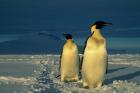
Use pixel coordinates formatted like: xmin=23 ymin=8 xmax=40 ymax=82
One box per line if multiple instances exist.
xmin=109 ymin=54 xmax=140 ymax=67
xmin=0 ymin=76 xmax=34 ymax=85
xmin=0 ymin=33 xmax=64 ymax=54
xmin=0 ymin=54 xmax=140 ymax=92
xmin=31 ymin=54 xmax=140 ymax=93
xmin=0 ymin=76 xmax=35 ymax=93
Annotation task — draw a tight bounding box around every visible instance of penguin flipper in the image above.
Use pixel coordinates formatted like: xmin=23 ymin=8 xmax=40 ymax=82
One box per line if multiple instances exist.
xmin=106 ymin=55 xmax=108 ymax=74
xmin=55 ymin=50 xmax=63 ymax=78
xmin=79 ymin=36 xmax=89 ymax=74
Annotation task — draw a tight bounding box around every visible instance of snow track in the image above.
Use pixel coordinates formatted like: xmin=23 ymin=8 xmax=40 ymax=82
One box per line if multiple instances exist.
xmin=0 ymin=54 xmax=140 ymax=93
xmin=31 ymin=54 xmax=140 ymax=93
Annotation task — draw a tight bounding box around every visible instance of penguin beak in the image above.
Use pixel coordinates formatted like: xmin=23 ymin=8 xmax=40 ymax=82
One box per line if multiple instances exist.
xmin=104 ymin=22 xmax=112 ymax=26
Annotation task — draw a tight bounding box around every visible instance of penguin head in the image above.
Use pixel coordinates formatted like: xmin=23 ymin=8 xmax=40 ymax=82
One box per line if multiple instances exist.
xmin=91 ymin=21 xmax=112 ymax=29
xmin=63 ymin=33 xmax=73 ymax=40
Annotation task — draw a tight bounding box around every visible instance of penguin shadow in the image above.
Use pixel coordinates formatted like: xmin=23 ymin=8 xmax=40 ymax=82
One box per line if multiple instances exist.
xmin=107 ymin=67 xmax=128 ymax=74
xmin=105 ymin=68 xmax=140 ymax=84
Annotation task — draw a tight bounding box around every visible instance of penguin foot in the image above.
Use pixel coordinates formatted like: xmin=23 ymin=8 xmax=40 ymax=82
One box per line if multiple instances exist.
xmin=60 ymin=77 xmax=65 ymax=82
xmin=95 ymin=87 xmax=101 ymax=90
xmin=77 ymin=79 xmax=83 ymax=84
xmin=62 ymin=78 xmax=79 ymax=82
xmin=77 ymin=80 xmax=83 ymax=88
xmin=68 ymin=76 xmax=79 ymax=82
xmin=97 ymin=82 xmax=102 ymax=88
xmin=82 ymin=82 xmax=89 ymax=89
xmin=73 ymin=76 xmax=79 ymax=81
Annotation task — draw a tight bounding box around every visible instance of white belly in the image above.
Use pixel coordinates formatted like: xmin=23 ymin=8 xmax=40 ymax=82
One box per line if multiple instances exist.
xmin=82 ymin=47 xmax=107 ymax=88
xmin=61 ymin=48 xmax=79 ymax=81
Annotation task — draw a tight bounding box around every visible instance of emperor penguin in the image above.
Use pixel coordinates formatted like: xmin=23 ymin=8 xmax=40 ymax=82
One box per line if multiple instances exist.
xmin=81 ymin=21 xmax=112 ymax=88
xmin=60 ymin=33 xmax=79 ymax=82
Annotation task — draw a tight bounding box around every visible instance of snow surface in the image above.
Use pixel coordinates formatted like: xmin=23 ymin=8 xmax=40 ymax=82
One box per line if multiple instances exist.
xmin=31 ymin=54 xmax=140 ymax=93
xmin=0 ymin=54 xmax=140 ymax=93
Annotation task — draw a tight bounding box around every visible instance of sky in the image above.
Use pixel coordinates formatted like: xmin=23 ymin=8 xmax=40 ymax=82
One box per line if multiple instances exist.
xmin=0 ymin=0 xmax=140 ymax=37
xmin=0 ymin=0 xmax=140 ymax=54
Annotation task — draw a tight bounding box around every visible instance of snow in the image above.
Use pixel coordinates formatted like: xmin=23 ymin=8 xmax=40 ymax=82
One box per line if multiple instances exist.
xmin=0 ymin=54 xmax=140 ymax=93
xmin=109 ymin=54 xmax=140 ymax=67
xmin=0 ymin=76 xmax=33 ymax=85
xmin=31 ymin=54 xmax=140 ymax=93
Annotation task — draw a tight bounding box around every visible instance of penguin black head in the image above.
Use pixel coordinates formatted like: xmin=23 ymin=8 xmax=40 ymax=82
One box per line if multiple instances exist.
xmin=91 ymin=21 xmax=112 ymax=29
xmin=63 ymin=33 xmax=73 ymax=40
